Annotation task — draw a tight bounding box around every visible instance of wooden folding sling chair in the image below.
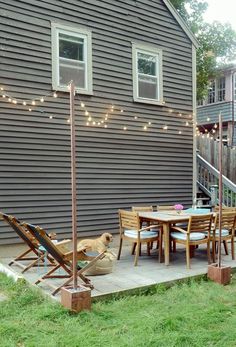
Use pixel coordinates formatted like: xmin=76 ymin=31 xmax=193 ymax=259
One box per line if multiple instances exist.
xmin=24 ymin=223 xmax=105 ymax=295
xmin=0 ymin=213 xmax=55 ymax=273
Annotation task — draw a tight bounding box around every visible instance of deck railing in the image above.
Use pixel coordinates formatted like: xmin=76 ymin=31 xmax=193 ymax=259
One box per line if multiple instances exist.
xmin=197 ymin=154 xmax=236 ymax=207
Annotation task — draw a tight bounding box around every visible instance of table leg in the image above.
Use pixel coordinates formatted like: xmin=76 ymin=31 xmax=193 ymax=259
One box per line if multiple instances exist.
xmin=163 ymin=222 xmax=170 ymax=266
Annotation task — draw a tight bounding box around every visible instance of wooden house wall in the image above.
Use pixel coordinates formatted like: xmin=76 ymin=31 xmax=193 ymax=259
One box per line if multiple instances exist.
xmin=0 ymin=0 xmax=194 ymax=244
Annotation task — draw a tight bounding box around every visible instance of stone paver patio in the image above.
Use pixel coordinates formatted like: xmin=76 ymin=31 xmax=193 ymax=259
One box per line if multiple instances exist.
xmin=1 ymin=240 xmax=236 ymax=300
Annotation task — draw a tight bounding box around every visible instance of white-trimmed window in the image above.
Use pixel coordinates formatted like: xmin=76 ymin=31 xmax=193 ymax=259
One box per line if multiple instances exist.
xmin=132 ymin=43 xmax=163 ymax=104
xmin=52 ymin=23 xmax=92 ymax=94
xmin=217 ymin=77 xmax=225 ymax=102
xmin=207 ymin=80 xmax=215 ymax=104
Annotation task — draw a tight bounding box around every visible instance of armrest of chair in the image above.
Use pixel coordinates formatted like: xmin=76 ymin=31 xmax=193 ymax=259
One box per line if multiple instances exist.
xmin=56 ymin=239 xmax=71 ymax=245
xmin=138 ymin=224 xmax=159 ymax=232
xmin=171 ymin=226 xmax=187 ymax=234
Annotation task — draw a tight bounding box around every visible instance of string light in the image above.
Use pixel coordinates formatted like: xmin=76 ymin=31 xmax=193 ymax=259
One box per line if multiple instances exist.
xmin=53 ymin=92 xmax=57 ymax=98
xmin=123 ymin=126 xmax=127 ymax=130
xmin=143 ymin=125 xmax=147 ymax=130
xmin=207 ymin=117 xmax=210 ymax=122
xmin=163 ymin=125 xmax=168 ymax=130
xmin=49 ymin=115 xmax=53 ymax=119
xmin=40 ymin=97 xmax=44 ymax=103
xmin=85 ymin=110 xmax=89 ymax=116
xmin=81 ymin=102 xmax=85 ymax=108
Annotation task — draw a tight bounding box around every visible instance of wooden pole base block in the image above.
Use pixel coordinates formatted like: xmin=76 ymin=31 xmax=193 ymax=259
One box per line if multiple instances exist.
xmin=207 ymin=264 xmax=231 ymax=285
xmin=61 ymin=285 xmax=91 ymax=312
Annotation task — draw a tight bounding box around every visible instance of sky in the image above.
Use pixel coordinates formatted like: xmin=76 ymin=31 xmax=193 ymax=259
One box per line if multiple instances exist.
xmin=203 ymin=0 xmax=236 ymax=31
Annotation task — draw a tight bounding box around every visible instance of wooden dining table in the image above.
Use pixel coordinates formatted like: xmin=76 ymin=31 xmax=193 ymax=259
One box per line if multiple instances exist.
xmin=138 ymin=209 xmax=212 ymax=266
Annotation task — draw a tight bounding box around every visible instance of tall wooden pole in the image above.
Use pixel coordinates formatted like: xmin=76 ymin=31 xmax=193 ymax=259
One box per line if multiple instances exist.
xmin=218 ymin=113 xmax=222 ymax=268
xmin=70 ymin=81 xmax=78 ymax=289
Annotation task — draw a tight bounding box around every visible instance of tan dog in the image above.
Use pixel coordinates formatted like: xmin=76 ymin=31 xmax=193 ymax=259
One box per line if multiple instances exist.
xmin=78 ymin=233 xmax=113 ymax=253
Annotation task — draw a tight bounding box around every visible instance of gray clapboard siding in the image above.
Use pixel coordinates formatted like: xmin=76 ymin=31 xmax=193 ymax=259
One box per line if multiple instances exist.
xmin=0 ymin=0 xmax=194 ymax=244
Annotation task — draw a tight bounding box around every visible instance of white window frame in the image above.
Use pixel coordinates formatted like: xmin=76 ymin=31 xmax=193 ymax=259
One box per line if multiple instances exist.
xmin=51 ymin=22 xmax=93 ymax=94
xmin=132 ymin=43 xmax=163 ymax=105
xmin=217 ymin=76 xmax=225 ymax=102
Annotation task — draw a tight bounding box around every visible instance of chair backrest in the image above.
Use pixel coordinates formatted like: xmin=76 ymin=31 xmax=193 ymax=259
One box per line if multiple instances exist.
xmin=132 ymin=206 xmax=153 ymax=212
xmin=213 ymin=206 xmax=236 ymax=212
xmin=119 ymin=210 xmax=140 ymax=232
xmin=24 ymin=223 xmax=67 ymax=265
xmin=214 ymin=211 xmax=236 ymax=231
xmin=187 ymin=214 xmax=213 ymax=234
xmin=1 ymin=214 xmax=38 ymax=249
xmin=157 ymin=205 xmax=175 ymax=211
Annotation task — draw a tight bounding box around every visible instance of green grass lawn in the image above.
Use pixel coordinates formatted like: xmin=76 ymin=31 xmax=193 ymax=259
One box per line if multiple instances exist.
xmin=1 ymin=273 xmax=236 ymax=347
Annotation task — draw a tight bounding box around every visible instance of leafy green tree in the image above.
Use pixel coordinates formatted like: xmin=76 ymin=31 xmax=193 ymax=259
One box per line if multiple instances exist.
xmin=170 ymin=0 xmax=236 ymax=100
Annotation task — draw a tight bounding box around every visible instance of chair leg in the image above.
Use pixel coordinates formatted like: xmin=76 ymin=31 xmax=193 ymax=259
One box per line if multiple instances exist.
xmin=159 ymin=233 xmax=163 ymax=263
xmin=212 ymin=241 xmax=216 ymax=263
xmin=186 ymin=245 xmax=190 ymax=269
xmin=223 ymin=240 xmax=229 ymax=255
xmin=207 ymin=240 xmax=211 ymax=264
xmin=117 ymin=238 xmax=123 ymax=260
xmin=131 ymin=243 xmax=136 ymax=255
xmin=173 ymin=240 xmax=176 ymax=253
xmin=134 ymin=241 xmax=140 ymax=266
xmin=147 ymin=242 xmax=151 ymax=256
xmin=231 ymin=237 xmax=235 ymax=260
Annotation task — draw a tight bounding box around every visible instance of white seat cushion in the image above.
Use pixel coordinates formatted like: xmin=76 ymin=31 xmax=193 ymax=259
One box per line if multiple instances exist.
xmin=124 ymin=230 xmax=158 ymax=239
xmin=171 ymin=232 xmax=206 ymax=241
xmin=203 ymin=229 xmax=230 ymax=237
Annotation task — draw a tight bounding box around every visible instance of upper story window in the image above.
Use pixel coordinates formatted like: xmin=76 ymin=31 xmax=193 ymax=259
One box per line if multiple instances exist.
xmin=52 ymin=23 xmax=92 ymax=94
xmin=217 ymin=77 xmax=225 ymax=102
xmin=132 ymin=43 xmax=163 ymax=105
xmin=207 ymin=80 xmax=215 ymax=104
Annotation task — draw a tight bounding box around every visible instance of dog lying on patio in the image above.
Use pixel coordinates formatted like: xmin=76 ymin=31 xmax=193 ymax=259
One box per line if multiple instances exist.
xmin=77 ymin=232 xmax=113 ymax=253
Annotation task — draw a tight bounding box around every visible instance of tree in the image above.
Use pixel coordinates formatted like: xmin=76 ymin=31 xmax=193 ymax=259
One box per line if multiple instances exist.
xmin=170 ymin=0 xmax=236 ymax=100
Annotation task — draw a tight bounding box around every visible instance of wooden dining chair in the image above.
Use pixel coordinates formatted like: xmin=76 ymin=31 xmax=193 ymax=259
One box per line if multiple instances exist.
xmin=212 ymin=207 xmax=236 ymax=255
xmin=132 ymin=206 xmax=162 ymax=256
xmin=211 ymin=211 xmax=236 ymax=262
xmin=156 ymin=205 xmax=175 ymax=211
xmin=117 ymin=209 xmax=161 ymax=266
xmin=170 ymin=214 xmax=214 ymax=268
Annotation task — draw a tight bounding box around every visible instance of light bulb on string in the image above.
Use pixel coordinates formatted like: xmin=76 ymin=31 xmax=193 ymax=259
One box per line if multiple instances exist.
xmin=49 ymin=115 xmax=53 ymax=119
xmin=85 ymin=110 xmax=89 ymax=116
xmin=207 ymin=117 xmax=210 ymax=122
xmin=143 ymin=125 xmax=147 ymax=130
xmin=123 ymin=126 xmax=127 ymax=131
xmin=23 ymin=101 xmax=27 ymax=106
xmin=92 ymin=121 xmax=96 ymax=125
xmin=134 ymin=116 xmax=138 ymax=120
xmin=67 ymin=118 xmax=70 ymax=123
xmin=81 ymin=102 xmax=85 ymax=108
xmin=88 ymin=116 xmax=92 ymax=122
xmin=40 ymin=97 xmax=44 ymax=103
xmin=0 ymin=87 xmax=3 ymax=91
xmin=178 ymin=130 xmax=182 ymax=134
xmin=53 ymin=92 xmax=57 ymax=98
xmin=2 ymin=94 xmax=6 ymax=98
xmin=120 ymin=109 xmax=124 ymax=113
xmin=8 ymin=98 xmax=12 ymax=102
xmin=29 ymin=108 xmax=32 ymax=112
xmin=104 ymin=124 xmax=107 ymax=128
xmin=163 ymin=125 xmax=168 ymax=130
xmin=148 ymin=122 xmax=152 ymax=125
xmin=185 ymin=121 xmax=189 ymax=126
xmin=12 ymin=100 xmax=17 ymax=104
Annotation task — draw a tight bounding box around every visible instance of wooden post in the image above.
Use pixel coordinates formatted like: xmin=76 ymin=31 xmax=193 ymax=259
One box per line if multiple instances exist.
xmin=218 ymin=113 xmax=222 ymax=268
xmin=69 ymin=81 xmax=78 ymax=290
